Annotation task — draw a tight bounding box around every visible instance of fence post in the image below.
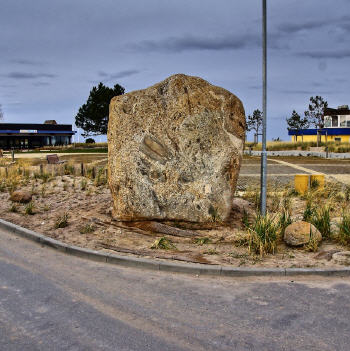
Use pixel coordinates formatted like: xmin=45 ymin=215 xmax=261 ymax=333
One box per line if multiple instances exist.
xmin=40 ymin=164 xmax=43 ymax=175
xmin=81 ymin=163 xmax=84 ymax=176
xmin=92 ymin=167 xmax=96 ymax=179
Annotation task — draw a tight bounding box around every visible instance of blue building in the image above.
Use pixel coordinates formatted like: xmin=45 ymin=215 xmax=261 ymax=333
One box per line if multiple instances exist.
xmin=0 ymin=120 xmax=76 ymax=149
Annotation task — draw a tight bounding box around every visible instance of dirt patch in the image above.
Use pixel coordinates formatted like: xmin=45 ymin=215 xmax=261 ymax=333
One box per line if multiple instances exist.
xmin=1 ymin=167 xmax=349 ymax=268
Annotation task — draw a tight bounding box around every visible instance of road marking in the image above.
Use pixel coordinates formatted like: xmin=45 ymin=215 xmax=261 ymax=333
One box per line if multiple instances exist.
xmin=268 ymin=158 xmax=324 ymax=175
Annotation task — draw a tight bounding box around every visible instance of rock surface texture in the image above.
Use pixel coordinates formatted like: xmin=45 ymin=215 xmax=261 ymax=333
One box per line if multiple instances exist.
xmin=284 ymin=221 xmax=322 ymax=247
xmin=108 ymin=74 xmax=246 ymax=225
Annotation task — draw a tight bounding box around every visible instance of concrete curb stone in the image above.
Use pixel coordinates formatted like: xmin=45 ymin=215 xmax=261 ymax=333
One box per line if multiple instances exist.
xmin=1 ymin=218 xmax=350 ymax=277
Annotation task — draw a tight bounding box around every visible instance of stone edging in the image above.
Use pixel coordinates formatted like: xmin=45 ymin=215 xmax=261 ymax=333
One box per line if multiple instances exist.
xmin=1 ymin=218 xmax=350 ymax=277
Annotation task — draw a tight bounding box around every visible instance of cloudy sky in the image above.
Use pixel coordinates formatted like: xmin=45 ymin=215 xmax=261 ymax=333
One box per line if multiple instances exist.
xmin=1 ymin=0 xmax=349 ymax=141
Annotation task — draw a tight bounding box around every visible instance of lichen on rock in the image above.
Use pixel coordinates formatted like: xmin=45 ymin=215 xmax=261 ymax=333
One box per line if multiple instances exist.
xmin=108 ymin=74 xmax=246 ymax=226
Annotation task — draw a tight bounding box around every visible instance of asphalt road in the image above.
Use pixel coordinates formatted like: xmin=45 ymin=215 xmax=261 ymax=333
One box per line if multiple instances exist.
xmin=1 ymin=228 xmax=350 ymax=351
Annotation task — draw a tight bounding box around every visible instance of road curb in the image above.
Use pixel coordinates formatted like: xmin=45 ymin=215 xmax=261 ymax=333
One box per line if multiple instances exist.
xmin=1 ymin=218 xmax=350 ymax=277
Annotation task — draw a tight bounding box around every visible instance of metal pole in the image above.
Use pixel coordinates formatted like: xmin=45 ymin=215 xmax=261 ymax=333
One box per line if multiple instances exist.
xmin=260 ymin=0 xmax=267 ymax=214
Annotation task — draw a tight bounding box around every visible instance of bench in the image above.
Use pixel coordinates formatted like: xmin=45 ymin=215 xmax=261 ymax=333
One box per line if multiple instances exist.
xmin=46 ymin=154 xmax=66 ymax=164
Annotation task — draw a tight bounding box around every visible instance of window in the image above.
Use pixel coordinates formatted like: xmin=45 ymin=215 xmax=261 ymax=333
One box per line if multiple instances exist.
xmin=340 ymin=115 xmax=346 ymax=127
xmin=332 ymin=115 xmax=338 ymax=127
xmin=324 ymin=116 xmax=332 ymax=127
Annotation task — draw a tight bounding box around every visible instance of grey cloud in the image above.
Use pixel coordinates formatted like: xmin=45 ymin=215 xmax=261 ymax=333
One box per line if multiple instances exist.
xmin=12 ymin=59 xmax=47 ymax=66
xmin=32 ymin=81 xmax=51 ymax=86
xmin=98 ymin=69 xmax=140 ymax=81
xmin=277 ymin=19 xmax=327 ymax=33
xmin=280 ymin=89 xmax=335 ymax=95
xmin=298 ymin=49 xmax=350 ymax=59
xmin=4 ymin=72 xmax=57 ymax=79
xmin=126 ymin=34 xmax=260 ymax=53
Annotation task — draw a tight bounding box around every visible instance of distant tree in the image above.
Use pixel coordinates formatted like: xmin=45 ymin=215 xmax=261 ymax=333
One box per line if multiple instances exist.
xmin=75 ymin=82 xmax=124 ymax=137
xmin=286 ymin=110 xmax=309 ymax=142
xmin=85 ymin=138 xmax=95 ymax=144
xmin=0 ymin=104 xmax=3 ymax=120
xmin=304 ymin=96 xmax=328 ymax=129
xmin=247 ymin=109 xmax=263 ymax=143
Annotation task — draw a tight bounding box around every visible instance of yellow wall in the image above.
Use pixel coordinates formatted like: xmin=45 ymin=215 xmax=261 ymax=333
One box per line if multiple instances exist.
xmin=291 ymin=135 xmax=350 ymax=143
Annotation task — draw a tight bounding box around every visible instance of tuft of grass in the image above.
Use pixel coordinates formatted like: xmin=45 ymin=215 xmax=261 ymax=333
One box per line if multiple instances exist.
xmin=64 ymin=164 xmax=75 ymax=175
xmin=304 ymin=229 xmax=319 ymax=252
xmin=80 ymin=178 xmax=88 ymax=190
xmin=337 ymin=211 xmax=350 ymax=246
xmin=303 ymin=198 xmax=316 ymax=222
xmin=79 ymin=223 xmax=95 ymax=234
xmin=208 ymin=205 xmax=221 ymax=222
xmin=9 ymin=203 xmax=18 ymax=213
xmin=41 ymin=184 xmax=47 ymax=197
xmin=193 ymin=237 xmax=211 ymax=245
xmin=311 ymin=205 xmax=331 ymax=239
xmin=204 ymin=248 xmax=218 ymax=255
xmin=150 ymin=237 xmax=177 ymax=250
xmin=54 ymin=212 xmax=69 ymax=229
xmin=248 ymin=213 xmax=279 ymax=257
xmin=24 ymin=202 xmax=35 ymax=215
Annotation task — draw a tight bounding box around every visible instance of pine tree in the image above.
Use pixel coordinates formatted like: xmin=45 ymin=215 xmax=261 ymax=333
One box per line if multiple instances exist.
xmin=75 ymin=82 xmax=124 ymax=136
xmin=247 ymin=109 xmax=263 ymax=143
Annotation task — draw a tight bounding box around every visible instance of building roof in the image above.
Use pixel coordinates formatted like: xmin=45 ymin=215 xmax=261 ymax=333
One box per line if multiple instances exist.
xmin=0 ymin=123 xmax=73 ymax=132
xmin=324 ymin=107 xmax=350 ymax=116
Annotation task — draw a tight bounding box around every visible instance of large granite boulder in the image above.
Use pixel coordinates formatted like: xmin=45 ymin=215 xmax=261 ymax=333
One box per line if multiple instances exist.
xmin=108 ymin=74 xmax=246 ymax=226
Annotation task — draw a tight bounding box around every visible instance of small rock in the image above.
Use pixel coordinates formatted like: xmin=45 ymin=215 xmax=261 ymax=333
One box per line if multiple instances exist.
xmin=332 ymin=251 xmax=350 ymax=265
xmin=284 ymin=221 xmax=322 ymax=247
xmin=9 ymin=191 xmax=32 ymax=203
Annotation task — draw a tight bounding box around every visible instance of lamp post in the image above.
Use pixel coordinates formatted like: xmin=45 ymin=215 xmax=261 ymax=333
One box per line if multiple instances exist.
xmin=260 ymin=0 xmax=267 ymax=214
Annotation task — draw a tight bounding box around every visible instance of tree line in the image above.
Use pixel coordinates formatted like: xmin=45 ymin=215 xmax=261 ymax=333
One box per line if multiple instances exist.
xmin=75 ymin=82 xmax=328 ymax=142
xmin=247 ymin=96 xmax=328 ymax=142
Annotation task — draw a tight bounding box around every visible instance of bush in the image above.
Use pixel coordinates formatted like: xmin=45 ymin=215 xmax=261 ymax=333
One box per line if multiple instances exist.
xmin=85 ymin=138 xmax=95 ymax=144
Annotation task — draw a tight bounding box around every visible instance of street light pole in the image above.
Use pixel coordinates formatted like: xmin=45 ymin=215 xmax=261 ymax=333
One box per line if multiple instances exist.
xmin=260 ymin=0 xmax=267 ymax=214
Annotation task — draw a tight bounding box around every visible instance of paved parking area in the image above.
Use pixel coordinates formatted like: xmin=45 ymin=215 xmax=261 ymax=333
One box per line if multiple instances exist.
xmin=238 ymin=156 xmax=350 ymax=187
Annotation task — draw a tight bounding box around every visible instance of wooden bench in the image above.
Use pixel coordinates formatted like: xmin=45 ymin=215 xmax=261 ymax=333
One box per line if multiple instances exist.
xmin=46 ymin=154 xmax=66 ymax=164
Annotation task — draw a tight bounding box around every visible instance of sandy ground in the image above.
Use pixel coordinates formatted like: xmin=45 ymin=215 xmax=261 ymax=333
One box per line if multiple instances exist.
xmin=0 ymin=170 xmax=348 ymax=268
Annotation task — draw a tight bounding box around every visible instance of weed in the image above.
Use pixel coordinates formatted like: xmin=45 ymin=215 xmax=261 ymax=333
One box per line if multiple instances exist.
xmin=303 ymin=198 xmax=315 ymax=222
xmin=242 ymin=209 xmax=250 ymax=227
xmin=54 ymin=212 xmax=69 ymax=229
xmin=64 ymin=164 xmax=75 ymax=175
xmin=278 ymin=208 xmax=292 ymax=236
xmin=337 ymin=211 xmax=350 ymax=245
xmin=43 ymin=204 xmax=50 ymax=212
xmin=24 ymin=202 xmax=35 ymax=215
xmin=94 ymin=168 xmax=107 ymax=186
xmin=304 ymin=229 xmax=319 ymax=252
xmin=0 ymin=181 xmax=6 ymax=192
xmin=311 ymin=205 xmax=331 ymax=239
xmin=41 ymin=184 xmax=47 ymax=197
xmin=9 ymin=203 xmax=18 ymax=213
xmin=204 ymin=248 xmax=218 ymax=255
xmin=193 ymin=237 xmax=211 ymax=245
xmin=208 ymin=205 xmax=221 ymax=222
xmin=248 ymin=213 xmax=279 ymax=257
xmin=310 ymin=179 xmax=320 ymax=189
xmin=79 ymin=223 xmax=95 ymax=234
xmin=80 ymin=178 xmax=88 ymax=190
xmin=150 ymin=237 xmax=177 ymax=250
xmin=63 ymin=183 xmax=68 ymax=191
